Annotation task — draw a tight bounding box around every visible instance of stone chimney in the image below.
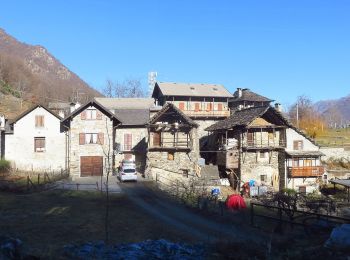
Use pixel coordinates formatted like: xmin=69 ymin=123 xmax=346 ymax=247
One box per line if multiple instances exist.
xmin=70 ymin=102 xmax=81 ymax=113
xmin=275 ymin=103 xmax=282 ymax=112
xmin=237 ymin=88 xmax=243 ymax=98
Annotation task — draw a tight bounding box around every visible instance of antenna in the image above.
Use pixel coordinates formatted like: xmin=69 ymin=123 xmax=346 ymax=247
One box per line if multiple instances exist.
xmin=148 ymin=71 xmax=157 ymax=97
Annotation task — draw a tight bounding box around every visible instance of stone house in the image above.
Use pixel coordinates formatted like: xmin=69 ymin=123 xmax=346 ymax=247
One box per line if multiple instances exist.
xmin=95 ymin=98 xmax=155 ymax=172
xmin=62 ymin=100 xmax=121 ymax=178
xmin=4 ymin=105 xmax=66 ymax=172
xmin=146 ymin=103 xmax=200 ymax=182
xmin=205 ymin=105 xmax=324 ymax=193
xmin=229 ymin=88 xmax=274 ymax=112
xmin=152 ymin=82 xmax=232 ymax=140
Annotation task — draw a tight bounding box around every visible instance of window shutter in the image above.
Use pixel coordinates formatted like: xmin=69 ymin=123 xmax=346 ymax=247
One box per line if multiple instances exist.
xmin=79 ymin=133 xmax=85 ymax=145
xmin=81 ymin=111 xmax=87 ymax=120
xmin=96 ymin=111 xmax=102 ymax=120
xmin=41 ymin=116 xmax=44 ymax=127
xmin=194 ymin=103 xmax=200 ymax=112
xmin=98 ymin=133 xmax=104 ymax=145
xmin=35 ymin=116 xmax=39 ymax=127
xmin=206 ymin=103 xmax=213 ymax=111
xmin=217 ymin=103 xmax=223 ymax=111
xmin=124 ymin=133 xmax=132 ymax=150
xmin=179 ymin=102 xmax=185 ymax=110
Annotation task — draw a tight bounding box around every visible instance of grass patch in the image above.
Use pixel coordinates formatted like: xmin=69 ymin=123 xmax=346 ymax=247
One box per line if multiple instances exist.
xmin=0 ymin=159 xmax=10 ymax=173
xmin=316 ymin=128 xmax=350 ymax=147
xmin=0 ymin=190 xmax=194 ymax=258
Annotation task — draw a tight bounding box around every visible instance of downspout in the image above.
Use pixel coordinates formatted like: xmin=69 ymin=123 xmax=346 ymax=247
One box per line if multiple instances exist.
xmin=62 ymin=124 xmax=70 ymax=175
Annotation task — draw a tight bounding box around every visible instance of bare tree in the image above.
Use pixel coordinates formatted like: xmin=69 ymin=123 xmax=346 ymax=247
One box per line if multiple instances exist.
xmin=103 ymin=78 xmax=146 ymax=98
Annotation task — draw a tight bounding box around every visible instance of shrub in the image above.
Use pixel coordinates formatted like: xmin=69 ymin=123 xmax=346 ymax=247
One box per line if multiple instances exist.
xmin=0 ymin=159 xmax=10 ymax=173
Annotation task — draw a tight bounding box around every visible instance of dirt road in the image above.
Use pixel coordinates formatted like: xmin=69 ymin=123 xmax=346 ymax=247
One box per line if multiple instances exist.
xmin=119 ymin=180 xmax=267 ymax=244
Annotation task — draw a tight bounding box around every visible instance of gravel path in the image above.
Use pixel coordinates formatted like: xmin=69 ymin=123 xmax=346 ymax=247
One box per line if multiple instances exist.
xmin=119 ymin=181 xmax=267 ymax=244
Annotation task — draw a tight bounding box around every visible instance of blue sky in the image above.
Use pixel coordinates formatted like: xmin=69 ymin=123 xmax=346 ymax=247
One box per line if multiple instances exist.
xmin=1 ymin=0 xmax=349 ymax=108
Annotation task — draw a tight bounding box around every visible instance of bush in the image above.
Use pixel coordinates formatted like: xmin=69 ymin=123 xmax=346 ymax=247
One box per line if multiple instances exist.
xmin=0 ymin=159 xmax=10 ymax=173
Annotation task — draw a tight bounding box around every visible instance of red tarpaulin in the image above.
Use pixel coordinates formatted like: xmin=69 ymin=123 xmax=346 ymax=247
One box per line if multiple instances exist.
xmin=226 ymin=194 xmax=247 ymax=210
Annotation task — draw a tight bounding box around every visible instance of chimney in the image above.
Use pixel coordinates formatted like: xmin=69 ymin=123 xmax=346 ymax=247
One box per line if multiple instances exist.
xmin=275 ymin=103 xmax=282 ymax=112
xmin=0 ymin=114 xmax=5 ymax=130
xmin=237 ymin=88 xmax=242 ymax=98
xmin=70 ymin=102 xmax=76 ymax=113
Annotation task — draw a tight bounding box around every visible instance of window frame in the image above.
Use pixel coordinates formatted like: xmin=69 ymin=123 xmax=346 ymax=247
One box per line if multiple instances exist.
xmin=35 ymin=115 xmax=45 ymax=128
xmin=34 ymin=137 xmax=46 ymax=152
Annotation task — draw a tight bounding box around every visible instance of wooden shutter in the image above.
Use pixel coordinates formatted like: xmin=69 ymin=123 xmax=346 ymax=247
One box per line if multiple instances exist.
xmin=206 ymin=103 xmax=213 ymax=111
xmin=124 ymin=133 xmax=132 ymax=150
xmin=217 ymin=103 xmax=223 ymax=111
xmin=247 ymin=132 xmax=254 ymax=146
xmin=79 ymin=133 xmax=85 ymax=145
xmin=179 ymin=102 xmax=185 ymax=110
xmin=81 ymin=111 xmax=87 ymax=120
xmin=35 ymin=116 xmax=44 ymax=127
xmin=96 ymin=111 xmax=102 ymax=120
xmin=153 ymin=132 xmax=161 ymax=147
xmin=98 ymin=133 xmax=104 ymax=145
xmin=194 ymin=103 xmax=200 ymax=112
xmin=35 ymin=116 xmax=39 ymax=127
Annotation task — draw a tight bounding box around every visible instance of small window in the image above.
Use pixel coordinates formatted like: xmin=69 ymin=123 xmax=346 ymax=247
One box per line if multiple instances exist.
xmin=182 ymin=169 xmax=189 ymax=178
xmin=34 ymin=137 xmax=45 ymax=152
xmin=293 ymin=140 xmax=303 ymax=151
xmin=260 ymin=175 xmax=267 ymax=182
xmin=213 ymin=87 xmax=218 ymax=91
xmin=260 ymin=152 xmax=266 ymax=158
xmin=86 ymin=109 xmax=97 ymax=120
xmin=85 ymin=133 xmax=98 ymax=144
xmin=299 ymin=186 xmax=306 ymax=194
xmin=35 ymin=115 xmax=44 ymax=127
xmin=168 ymin=152 xmax=174 ymax=161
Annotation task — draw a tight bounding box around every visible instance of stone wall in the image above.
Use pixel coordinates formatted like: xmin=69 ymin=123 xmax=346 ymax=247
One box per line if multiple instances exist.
xmin=320 ymin=147 xmax=350 ymax=161
xmin=147 ymin=128 xmax=200 ymax=179
xmin=69 ymin=106 xmax=114 ymax=177
xmin=194 ymin=119 xmax=218 ymax=139
xmin=240 ymin=150 xmax=280 ymax=190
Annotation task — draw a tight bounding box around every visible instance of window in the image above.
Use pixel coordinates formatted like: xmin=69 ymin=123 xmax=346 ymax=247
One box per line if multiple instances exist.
xmin=79 ymin=133 xmax=104 ymax=145
xmin=247 ymin=132 xmax=254 ymax=146
xmin=34 ymin=137 xmax=45 ymax=152
xmin=260 ymin=152 xmax=266 ymax=158
xmin=81 ymin=109 xmax=102 ymax=120
xmin=260 ymin=175 xmax=267 ymax=182
xmin=124 ymin=133 xmax=132 ymax=150
xmin=35 ymin=115 xmax=44 ymax=127
xmin=153 ymin=132 xmax=161 ymax=147
xmin=299 ymin=186 xmax=306 ymax=194
xmin=293 ymin=140 xmax=303 ymax=150
xmin=168 ymin=152 xmax=174 ymax=161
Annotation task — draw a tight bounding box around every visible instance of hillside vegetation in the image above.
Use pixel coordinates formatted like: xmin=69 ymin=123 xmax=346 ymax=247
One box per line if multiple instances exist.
xmin=0 ymin=28 xmax=102 ymax=119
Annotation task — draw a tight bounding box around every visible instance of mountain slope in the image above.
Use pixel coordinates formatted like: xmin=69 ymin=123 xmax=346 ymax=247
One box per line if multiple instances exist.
xmin=0 ymin=28 xmax=101 ymax=106
xmin=314 ymin=94 xmax=350 ymax=125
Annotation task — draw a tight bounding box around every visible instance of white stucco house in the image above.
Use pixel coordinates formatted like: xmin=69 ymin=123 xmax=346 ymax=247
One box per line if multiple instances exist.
xmin=4 ymin=105 xmax=66 ymax=172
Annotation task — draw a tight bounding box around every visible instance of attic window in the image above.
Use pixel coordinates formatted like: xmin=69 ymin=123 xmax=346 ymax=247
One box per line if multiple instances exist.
xmin=190 ymin=87 xmax=195 ymax=90
xmin=213 ymin=87 xmax=218 ymax=91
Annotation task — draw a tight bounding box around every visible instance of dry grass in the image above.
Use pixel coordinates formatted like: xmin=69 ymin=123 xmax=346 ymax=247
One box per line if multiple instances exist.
xmin=0 ymin=190 xmax=194 ymax=258
xmin=316 ymin=128 xmax=350 ymax=147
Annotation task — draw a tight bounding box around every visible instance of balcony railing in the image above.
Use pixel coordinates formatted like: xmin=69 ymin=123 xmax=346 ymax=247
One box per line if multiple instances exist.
xmin=182 ymin=110 xmax=230 ymax=118
xmin=149 ymin=137 xmax=191 ymax=151
xmin=242 ymin=140 xmax=286 ymax=149
xmin=287 ymin=166 xmax=324 ymax=177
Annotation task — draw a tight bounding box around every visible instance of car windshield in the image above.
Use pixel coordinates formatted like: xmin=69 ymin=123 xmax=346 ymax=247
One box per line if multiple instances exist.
xmin=123 ymin=169 xmax=136 ymax=173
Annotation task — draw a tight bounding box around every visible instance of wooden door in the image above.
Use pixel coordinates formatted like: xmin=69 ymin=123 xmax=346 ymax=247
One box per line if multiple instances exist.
xmin=153 ymin=132 xmax=161 ymax=147
xmin=179 ymin=102 xmax=185 ymax=110
xmin=80 ymin=156 xmax=103 ymax=176
xmin=247 ymin=132 xmax=254 ymax=146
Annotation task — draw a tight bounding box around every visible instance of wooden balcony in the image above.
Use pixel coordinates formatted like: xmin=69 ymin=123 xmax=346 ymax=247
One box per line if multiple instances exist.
xmin=287 ymin=166 xmax=325 ymax=177
xmin=148 ymin=137 xmax=191 ymax=152
xmin=242 ymin=140 xmax=286 ymax=149
xmin=182 ymin=110 xmax=230 ymax=118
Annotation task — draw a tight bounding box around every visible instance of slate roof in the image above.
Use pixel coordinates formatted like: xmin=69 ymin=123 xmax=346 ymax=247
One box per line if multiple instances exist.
xmin=205 ymin=106 xmax=270 ymax=131
xmin=285 ymin=151 xmax=324 ymax=157
xmin=114 ymin=109 xmax=150 ymax=126
xmin=48 ymin=102 xmax=71 ymax=110
xmin=153 ymin=82 xmax=232 ymax=98
xmin=230 ymin=89 xmax=273 ymax=102
xmin=149 ymin=103 xmax=198 ymax=127
xmin=10 ymin=104 xmax=61 ymax=125
xmin=95 ymin=98 xmax=154 ymax=109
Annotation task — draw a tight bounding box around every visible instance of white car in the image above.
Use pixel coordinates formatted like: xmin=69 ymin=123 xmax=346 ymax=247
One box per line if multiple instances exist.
xmin=118 ymin=165 xmax=137 ymax=182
